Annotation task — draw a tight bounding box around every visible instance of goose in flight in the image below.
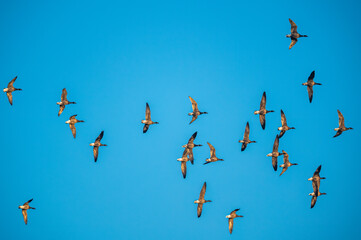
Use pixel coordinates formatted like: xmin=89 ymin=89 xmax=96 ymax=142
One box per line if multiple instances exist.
xmin=141 ymin=103 xmax=159 ymax=133
xmin=18 ymin=199 xmax=35 ymax=225
xmin=3 ymin=76 xmax=22 ymax=105
xmin=177 ymin=148 xmax=190 ymax=179
xmin=286 ymin=18 xmax=308 ymax=49
xmin=188 ymin=96 xmax=208 ymax=124
xmin=182 ymin=132 xmax=202 ymax=164
xmin=90 ymin=131 xmax=107 ymax=162
xmin=266 ymin=135 xmax=283 ymax=171
xmin=279 ymin=150 xmax=298 ymax=176
xmin=194 ymin=182 xmax=211 ymax=217
xmin=226 ymin=209 xmax=243 ymax=234
xmin=57 ymin=88 xmax=76 ymax=116
xmin=302 ymin=71 xmax=321 ymax=103
xmin=333 ymin=110 xmax=353 ymax=137
xmin=65 ymin=114 xmax=84 ymax=138
xmin=308 ymin=165 xmax=326 ymax=197
xmin=254 ymin=92 xmax=274 ymax=129
xmin=238 ymin=122 xmax=256 ymax=151
xmin=278 ymin=110 xmax=295 ymax=138
xmin=204 ymin=142 xmax=224 ymax=165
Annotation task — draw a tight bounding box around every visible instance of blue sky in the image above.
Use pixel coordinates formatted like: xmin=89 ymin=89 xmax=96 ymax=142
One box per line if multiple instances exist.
xmin=0 ymin=0 xmax=360 ymax=239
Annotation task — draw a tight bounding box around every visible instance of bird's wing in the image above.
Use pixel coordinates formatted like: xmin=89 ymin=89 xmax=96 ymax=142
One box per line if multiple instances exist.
xmin=189 ymin=115 xmax=197 ymax=124
xmin=6 ymin=92 xmax=13 ymax=105
xmin=333 ymin=130 xmax=342 ymax=138
xmin=23 ymin=199 xmax=33 ymax=205
xmin=189 ymin=96 xmax=198 ymax=112
xmin=145 ymin=103 xmax=151 ymax=121
xmin=61 ymin=88 xmax=67 ymax=101
xmin=241 ymin=143 xmax=247 ymax=152
xmin=7 ymin=76 xmax=17 ymax=88
xmin=199 ymin=182 xmax=207 ymax=200
xmin=311 ymin=195 xmax=317 ymax=208
xmin=188 ymin=131 xmax=197 ymax=144
xmin=93 ymin=146 xmax=99 ymax=162
xmin=289 ymin=38 xmax=297 ymax=49
xmin=289 ymin=18 xmax=298 ymax=33
xmin=308 ymin=71 xmax=315 ymax=81
xmin=188 ymin=149 xmax=194 ymax=165
xmin=272 ymin=157 xmax=278 ymax=171
xmin=70 ymin=124 xmax=76 ymax=138
xmin=95 ymin=131 xmax=104 ymax=142
xmin=272 ymin=135 xmax=279 ymax=152
xmin=181 ymin=161 xmax=187 ymax=179
xmin=279 ymin=130 xmax=285 ymax=138
xmin=143 ymin=124 xmax=149 ymax=133
xmin=279 ymin=167 xmax=287 ymax=176
xmin=337 ymin=110 xmax=345 ymax=128
xmin=207 ymin=142 xmax=216 ymax=157
xmin=283 ymin=152 xmax=289 ymax=164
xmin=313 ymin=165 xmax=321 ymax=177
xmin=307 ymin=85 xmax=313 ymax=103
xmin=312 ymin=179 xmax=320 ymax=196
xmin=280 ymin=110 xmax=287 ymax=126
xmin=259 ymin=114 xmax=266 ymax=130
xmin=70 ymin=114 xmax=77 ymax=120
xmin=22 ymin=210 xmax=28 ymax=225
xmin=228 ymin=218 xmax=234 ymax=234
xmin=197 ymin=203 xmax=204 ymax=218
xmin=58 ymin=105 xmax=65 ymax=116
xmin=260 ymin=92 xmax=266 ymax=109
xmin=244 ymin=122 xmax=250 ymax=139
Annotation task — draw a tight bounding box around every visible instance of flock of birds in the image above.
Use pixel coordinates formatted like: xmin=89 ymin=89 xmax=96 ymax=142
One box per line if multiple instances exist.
xmin=4 ymin=18 xmax=354 ymax=235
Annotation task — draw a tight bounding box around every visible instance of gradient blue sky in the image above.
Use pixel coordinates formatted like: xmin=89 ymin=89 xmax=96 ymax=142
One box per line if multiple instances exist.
xmin=1 ymin=0 xmax=360 ymax=239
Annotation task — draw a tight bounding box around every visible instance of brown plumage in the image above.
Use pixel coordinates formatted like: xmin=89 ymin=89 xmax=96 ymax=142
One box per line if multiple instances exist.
xmin=194 ymin=182 xmax=211 ymax=218
xmin=57 ymin=88 xmax=76 ymax=116
xmin=188 ymin=96 xmax=208 ymax=124
xmin=90 ymin=131 xmax=107 ymax=162
xmin=333 ymin=110 xmax=353 ymax=137
xmin=278 ymin=110 xmax=295 ymax=138
xmin=204 ymin=142 xmax=224 ymax=165
xmin=226 ymin=209 xmax=243 ymax=234
xmin=267 ymin=135 xmax=283 ymax=171
xmin=65 ymin=114 xmax=84 ymax=138
xmin=3 ymin=76 xmax=22 ymax=106
xmin=254 ymin=92 xmax=274 ymax=130
xmin=182 ymin=132 xmax=202 ymax=164
xmin=177 ymin=148 xmax=190 ymax=179
xmin=141 ymin=103 xmax=159 ymax=133
xmin=279 ymin=150 xmax=298 ymax=176
xmin=302 ymin=71 xmax=321 ymax=103
xmin=238 ymin=122 xmax=256 ymax=151
xmin=18 ymin=198 xmax=35 ymax=225
xmin=286 ymin=18 xmax=308 ymax=49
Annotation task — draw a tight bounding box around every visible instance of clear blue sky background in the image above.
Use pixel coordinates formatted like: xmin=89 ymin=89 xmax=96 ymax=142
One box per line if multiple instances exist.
xmin=0 ymin=0 xmax=360 ymax=239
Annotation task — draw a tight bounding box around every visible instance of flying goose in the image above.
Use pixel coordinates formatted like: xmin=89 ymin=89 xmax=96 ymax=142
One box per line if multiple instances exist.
xmin=226 ymin=209 xmax=243 ymax=234
xmin=302 ymin=71 xmax=321 ymax=103
xmin=57 ymin=88 xmax=76 ymax=116
xmin=182 ymin=131 xmax=202 ymax=164
xmin=266 ymin=135 xmax=283 ymax=171
xmin=188 ymin=96 xmax=208 ymax=124
xmin=308 ymin=165 xmax=326 ymax=197
xmin=238 ymin=122 xmax=256 ymax=151
xmin=90 ymin=131 xmax=107 ymax=162
xmin=309 ymin=191 xmax=327 ymax=209
xmin=177 ymin=148 xmax=190 ymax=179
xmin=278 ymin=110 xmax=295 ymax=138
xmin=333 ymin=110 xmax=353 ymax=137
xmin=141 ymin=103 xmax=159 ymax=133
xmin=254 ymin=92 xmax=274 ymax=129
xmin=286 ymin=18 xmax=308 ymax=49
xmin=204 ymin=142 xmax=224 ymax=165
xmin=65 ymin=114 xmax=84 ymax=138
xmin=194 ymin=182 xmax=211 ymax=218
xmin=279 ymin=150 xmax=298 ymax=176
xmin=3 ymin=76 xmax=22 ymax=106
xmin=18 ymin=198 xmax=35 ymax=225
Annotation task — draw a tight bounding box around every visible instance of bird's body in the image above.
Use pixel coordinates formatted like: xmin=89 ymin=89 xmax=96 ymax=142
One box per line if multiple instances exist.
xmin=177 ymin=148 xmax=190 ymax=178
xmin=254 ymin=92 xmax=274 ymax=129
xmin=142 ymin=103 xmax=159 ymax=133
xmin=333 ymin=110 xmax=353 ymax=137
xmin=3 ymin=76 xmax=22 ymax=105
xmin=286 ymin=18 xmax=308 ymax=49
xmin=226 ymin=209 xmax=243 ymax=234
xmin=238 ymin=122 xmax=256 ymax=151
xmin=90 ymin=131 xmax=107 ymax=162
xmin=302 ymin=71 xmax=321 ymax=103
xmin=266 ymin=135 xmax=283 ymax=171
xmin=188 ymin=96 xmax=208 ymax=124
xmin=278 ymin=110 xmax=295 ymax=138
xmin=204 ymin=142 xmax=224 ymax=164
xmin=18 ymin=199 xmax=35 ymax=225
xmin=65 ymin=114 xmax=84 ymax=138
xmin=308 ymin=165 xmax=326 ymax=197
xmin=182 ymin=132 xmax=202 ymax=164
xmin=57 ymin=88 xmax=76 ymax=116
xmin=194 ymin=182 xmax=211 ymax=217
xmin=279 ymin=150 xmax=298 ymax=176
